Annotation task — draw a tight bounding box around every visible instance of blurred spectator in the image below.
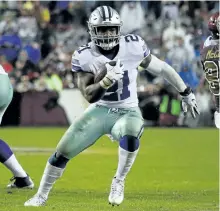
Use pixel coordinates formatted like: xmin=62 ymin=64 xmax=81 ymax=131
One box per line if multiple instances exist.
xmin=34 ymin=74 xmax=48 ymax=92
xmin=178 ymin=63 xmax=199 ymax=91
xmin=120 ymin=1 xmax=145 ymax=35
xmin=159 ymin=85 xmax=181 ymax=127
xmin=145 ymin=1 xmax=161 ymax=19
xmin=62 ymin=71 xmax=75 ymax=89
xmin=16 ymin=75 xmax=33 ymax=93
xmin=34 ymin=2 xmax=51 ymax=24
xmin=23 ymin=43 xmax=41 ymax=65
xmin=0 ymin=11 xmax=18 ymax=35
xmin=0 ymin=55 xmax=13 ymax=73
xmin=37 ymin=22 xmax=55 ymax=59
xmin=44 ymin=65 xmax=63 ymax=93
xmin=162 ymin=20 xmax=186 ymax=51
xmin=183 ymin=26 xmax=196 ymax=57
xmin=17 ymin=2 xmax=38 ymax=44
xmin=48 ymin=1 xmax=74 ymax=26
xmin=15 ymin=49 xmax=40 ymax=79
xmin=195 ymin=81 xmax=213 ymax=127
xmin=68 ymin=1 xmax=88 ymax=26
xmin=161 ymin=1 xmax=179 ymax=20
xmin=43 ymin=65 xmax=63 ymax=111
xmin=0 ymin=34 xmax=22 ymax=62
xmin=166 ymin=35 xmax=192 ymax=72
xmin=93 ymin=1 xmax=116 ymax=10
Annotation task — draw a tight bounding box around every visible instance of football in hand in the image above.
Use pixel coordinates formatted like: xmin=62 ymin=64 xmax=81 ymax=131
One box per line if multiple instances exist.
xmin=94 ymin=61 xmax=120 ymax=83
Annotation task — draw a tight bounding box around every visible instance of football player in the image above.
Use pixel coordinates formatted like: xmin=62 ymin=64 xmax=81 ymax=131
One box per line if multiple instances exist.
xmin=0 ymin=65 xmax=34 ymax=188
xmin=201 ymin=12 xmax=220 ymax=128
xmin=25 ymin=6 xmax=199 ymax=207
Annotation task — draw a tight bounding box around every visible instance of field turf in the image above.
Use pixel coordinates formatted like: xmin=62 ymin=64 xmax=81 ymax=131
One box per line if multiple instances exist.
xmin=0 ymin=128 xmax=218 ymax=211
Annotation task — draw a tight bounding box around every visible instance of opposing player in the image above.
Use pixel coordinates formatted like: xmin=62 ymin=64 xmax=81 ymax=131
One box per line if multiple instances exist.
xmin=25 ymin=6 xmax=199 ymax=207
xmin=201 ymin=12 xmax=220 ymax=128
xmin=0 ymin=65 xmax=34 ymax=188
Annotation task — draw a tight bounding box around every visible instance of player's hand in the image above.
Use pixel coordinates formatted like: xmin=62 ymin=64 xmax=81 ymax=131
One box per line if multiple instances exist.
xmin=100 ymin=59 xmax=124 ymax=89
xmin=105 ymin=59 xmax=124 ymax=82
xmin=214 ymin=111 xmax=220 ymax=129
xmin=180 ymin=87 xmax=200 ymax=118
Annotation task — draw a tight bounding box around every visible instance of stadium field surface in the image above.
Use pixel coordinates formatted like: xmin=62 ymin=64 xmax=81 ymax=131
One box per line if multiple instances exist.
xmin=0 ymin=128 xmax=218 ymax=211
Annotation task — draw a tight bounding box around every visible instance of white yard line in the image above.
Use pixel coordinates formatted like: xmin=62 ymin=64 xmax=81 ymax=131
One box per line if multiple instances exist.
xmin=11 ymin=147 xmax=115 ymax=155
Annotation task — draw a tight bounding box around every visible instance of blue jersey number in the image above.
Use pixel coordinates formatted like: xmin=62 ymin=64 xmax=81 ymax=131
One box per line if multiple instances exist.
xmin=125 ymin=35 xmax=139 ymax=42
xmin=102 ymin=70 xmax=130 ymax=101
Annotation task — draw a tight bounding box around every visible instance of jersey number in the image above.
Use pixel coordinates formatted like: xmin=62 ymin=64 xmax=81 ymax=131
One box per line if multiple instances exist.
xmin=102 ymin=70 xmax=130 ymax=101
xmin=203 ymin=61 xmax=220 ymax=95
xmin=125 ymin=35 xmax=139 ymax=42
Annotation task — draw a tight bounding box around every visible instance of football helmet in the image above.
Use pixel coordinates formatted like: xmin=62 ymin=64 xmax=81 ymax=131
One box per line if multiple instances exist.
xmin=208 ymin=12 xmax=219 ymax=38
xmin=88 ymin=6 xmax=122 ymax=50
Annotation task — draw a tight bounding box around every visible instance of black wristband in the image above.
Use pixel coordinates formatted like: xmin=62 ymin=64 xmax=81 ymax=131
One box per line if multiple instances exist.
xmin=179 ymin=87 xmax=192 ymax=96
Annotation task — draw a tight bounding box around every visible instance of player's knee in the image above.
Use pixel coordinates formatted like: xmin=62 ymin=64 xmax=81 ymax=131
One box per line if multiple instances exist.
xmin=121 ymin=120 xmax=144 ymax=140
xmin=119 ymin=135 xmax=140 ymax=152
xmin=0 ymin=139 xmax=13 ymax=163
xmin=48 ymin=152 xmax=69 ymax=168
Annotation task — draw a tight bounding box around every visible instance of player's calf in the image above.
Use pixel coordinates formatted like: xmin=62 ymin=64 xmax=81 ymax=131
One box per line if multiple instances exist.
xmin=116 ymin=135 xmax=140 ymax=180
xmin=109 ymin=135 xmax=140 ymax=205
xmin=38 ymin=152 xmax=69 ymax=198
xmin=25 ymin=152 xmax=69 ymax=206
xmin=0 ymin=139 xmax=34 ymax=188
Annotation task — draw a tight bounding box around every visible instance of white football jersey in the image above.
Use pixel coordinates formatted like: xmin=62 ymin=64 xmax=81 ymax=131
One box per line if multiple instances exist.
xmin=72 ymin=34 xmax=150 ymax=108
xmin=0 ymin=65 xmax=7 ymax=75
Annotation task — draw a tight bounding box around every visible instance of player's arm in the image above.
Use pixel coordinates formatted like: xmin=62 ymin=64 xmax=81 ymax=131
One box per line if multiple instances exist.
xmin=77 ymin=59 xmax=124 ymax=103
xmin=77 ymin=72 xmax=107 ymax=103
xmin=139 ymin=54 xmax=200 ymax=118
xmin=139 ymin=54 xmax=187 ymax=93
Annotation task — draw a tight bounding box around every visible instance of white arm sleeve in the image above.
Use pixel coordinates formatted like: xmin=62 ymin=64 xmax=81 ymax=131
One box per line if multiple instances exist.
xmin=146 ymin=55 xmax=187 ymax=92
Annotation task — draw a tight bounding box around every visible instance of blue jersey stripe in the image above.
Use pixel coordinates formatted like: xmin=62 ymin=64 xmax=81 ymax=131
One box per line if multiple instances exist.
xmin=144 ymin=49 xmax=150 ymax=57
xmin=72 ymin=58 xmax=80 ymax=66
xmin=72 ymin=64 xmax=82 ymax=72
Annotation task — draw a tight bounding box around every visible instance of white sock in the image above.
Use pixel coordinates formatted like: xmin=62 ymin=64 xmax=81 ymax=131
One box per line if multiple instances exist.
xmin=3 ymin=154 xmax=27 ymax=178
xmin=115 ymin=146 xmax=139 ymax=181
xmin=37 ymin=162 xmax=65 ymax=199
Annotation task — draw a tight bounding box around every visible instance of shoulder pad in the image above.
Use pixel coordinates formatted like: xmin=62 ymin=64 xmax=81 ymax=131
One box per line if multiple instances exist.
xmin=71 ymin=44 xmax=93 ymax=72
xmin=123 ymin=34 xmax=150 ymax=59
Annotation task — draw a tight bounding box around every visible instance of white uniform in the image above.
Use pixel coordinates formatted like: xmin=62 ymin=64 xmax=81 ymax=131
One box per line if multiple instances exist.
xmin=72 ymin=34 xmax=150 ymax=108
xmin=0 ymin=65 xmax=7 ymax=75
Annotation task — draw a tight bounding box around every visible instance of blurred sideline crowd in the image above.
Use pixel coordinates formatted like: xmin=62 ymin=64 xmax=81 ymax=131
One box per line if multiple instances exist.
xmin=0 ymin=1 xmax=218 ymax=127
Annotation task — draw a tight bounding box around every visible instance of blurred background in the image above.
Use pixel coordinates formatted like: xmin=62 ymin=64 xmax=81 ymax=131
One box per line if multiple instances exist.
xmin=0 ymin=0 xmax=218 ymax=128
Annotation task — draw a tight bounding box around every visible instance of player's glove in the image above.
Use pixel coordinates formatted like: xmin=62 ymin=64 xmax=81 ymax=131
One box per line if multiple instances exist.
xmin=214 ymin=111 xmax=220 ymax=129
xmin=100 ymin=59 xmax=124 ymax=89
xmin=180 ymin=87 xmax=200 ymax=118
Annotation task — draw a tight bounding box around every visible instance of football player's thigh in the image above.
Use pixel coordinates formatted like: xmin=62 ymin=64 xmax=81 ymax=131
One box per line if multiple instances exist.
xmin=111 ymin=109 xmax=144 ymax=140
xmin=0 ymin=75 xmax=13 ymax=124
xmin=56 ymin=105 xmax=105 ymax=159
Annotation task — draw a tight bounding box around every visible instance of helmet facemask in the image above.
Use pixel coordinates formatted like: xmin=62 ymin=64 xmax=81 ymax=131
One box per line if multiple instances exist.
xmin=89 ymin=25 xmax=121 ymax=50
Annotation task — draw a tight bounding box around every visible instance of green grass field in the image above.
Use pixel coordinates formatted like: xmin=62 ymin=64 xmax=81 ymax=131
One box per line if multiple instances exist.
xmin=0 ymin=128 xmax=218 ymax=211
